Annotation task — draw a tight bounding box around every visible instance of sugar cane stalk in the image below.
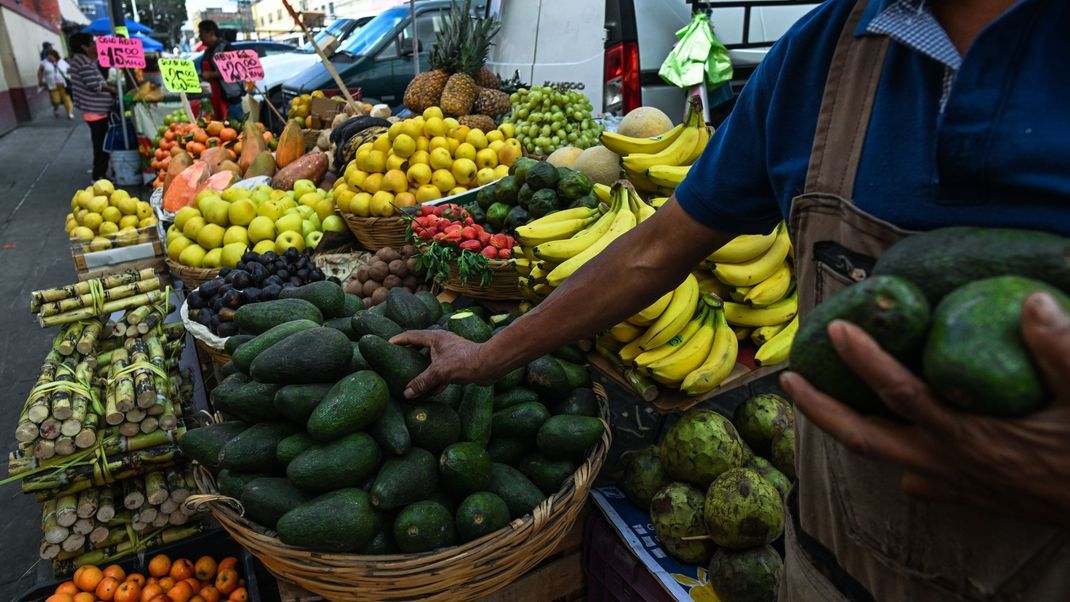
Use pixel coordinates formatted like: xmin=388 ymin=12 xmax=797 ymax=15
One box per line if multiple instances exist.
xmin=139 ymin=416 xmax=159 ymax=434
xmin=145 ymin=471 xmax=169 ymax=506
xmin=75 ymin=320 xmax=103 ymax=354
xmin=122 ymin=477 xmax=145 ymax=510
xmin=76 ymin=488 xmax=99 ymax=519
xmin=40 ymin=290 xmax=166 ymax=328
xmin=40 ymin=278 xmax=161 ymax=319
xmin=42 ymin=499 xmax=68 ymax=544
xmin=57 ymin=323 xmax=85 ymax=356
xmin=95 ymin=486 xmax=115 ymax=522
xmin=55 ymin=494 xmax=78 ymax=527
xmin=34 ymin=438 xmax=56 ymax=461
xmin=61 ymin=533 xmax=87 ymax=553
xmin=74 ymin=412 xmax=98 ymax=450
xmin=40 ymin=541 xmax=61 ymax=560
xmin=54 ymin=436 xmax=76 ymax=456
xmin=109 ymin=348 xmax=134 ymax=413
xmin=72 ymin=517 xmax=94 ymax=536
xmin=30 ymin=268 xmax=156 ymax=309
xmin=166 ymin=468 xmax=190 ymax=503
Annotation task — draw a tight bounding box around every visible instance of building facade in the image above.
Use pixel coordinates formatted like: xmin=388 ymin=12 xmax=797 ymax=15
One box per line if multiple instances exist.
xmin=0 ymin=0 xmax=64 ymax=134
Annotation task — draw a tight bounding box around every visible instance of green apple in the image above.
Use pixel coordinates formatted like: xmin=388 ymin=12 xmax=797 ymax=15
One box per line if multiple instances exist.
xmin=284 ymin=207 xmax=301 ymax=216
xmin=301 ymin=219 xmax=317 ymax=238
xmin=228 ymin=199 xmax=256 ymax=226
xmin=305 ymin=230 xmax=324 ymax=249
xmin=255 ymin=184 xmax=273 ymax=194
xmin=296 ymin=205 xmax=315 ymax=219
xmin=314 ymin=198 xmax=335 ymax=221
xmin=257 ymin=200 xmax=285 ymax=221
xmin=278 ymin=197 xmax=297 ymax=211
xmin=248 ymin=216 xmax=275 ymax=242
xmin=299 ymin=192 xmax=324 ymax=207
xmin=251 ymin=190 xmax=270 ymax=206
xmin=321 ymin=214 xmax=346 ymax=233
xmin=196 ymin=192 xmax=221 ymax=215
xmin=275 ymin=213 xmax=303 ymax=234
xmin=173 ymin=206 xmax=200 ymax=231
xmin=252 ymin=239 xmax=276 ymax=254
xmin=221 ymin=187 xmax=251 ymax=202
xmin=223 ymin=225 xmax=249 ymax=246
xmin=203 ymin=199 xmax=231 ymax=226
xmin=305 ymin=212 xmax=321 ymax=231
xmin=202 ymin=247 xmax=223 ymax=268
xmin=317 ymin=187 xmax=327 ymax=196
xmin=220 ymin=242 xmax=247 ymax=267
xmin=293 ymin=179 xmax=317 ymax=199
xmin=275 ymin=230 xmax=306 ymax=254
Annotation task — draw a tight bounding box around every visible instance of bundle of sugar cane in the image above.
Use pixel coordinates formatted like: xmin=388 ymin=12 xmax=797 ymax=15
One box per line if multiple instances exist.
xmin=20 ymin=443 xmax=181 ymax=498
xmin=30 ymin=269 xmax=156 ymax=312
xmin=39 ymin=290 xmax=167 ymax=328
xmin=52 ymin=523 xmax=205 ymax=573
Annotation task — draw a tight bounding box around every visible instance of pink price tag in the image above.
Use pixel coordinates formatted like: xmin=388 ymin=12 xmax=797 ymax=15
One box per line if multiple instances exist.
xmin=214 ymin=50 xmax=265 ymax=82
xmin=96 ymin=36 xmax=146 ymax=69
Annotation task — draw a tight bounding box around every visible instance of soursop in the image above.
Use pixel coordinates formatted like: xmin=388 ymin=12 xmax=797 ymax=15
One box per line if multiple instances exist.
xmin=650 ymin=482 xmax=712 ymax=564
xmin=732 ymin=394 xmax=794 ymax=458
xmin=708 ymin=545 xmax=783 ymax=602
xmin=660 ymin=410 xmax=745 ymax=487
xmin=703 ymin=468 xmax=784 ymax=549
xmin=620 ymin=446 xmax=671 ymax=510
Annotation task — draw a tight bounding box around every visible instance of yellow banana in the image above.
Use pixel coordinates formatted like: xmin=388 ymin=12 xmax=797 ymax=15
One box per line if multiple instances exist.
xmin=634 ymin=306 xmax=705 ymax=369
xmin=754 ymin=315 xmax=799 ymax=366
xmin=528 ymin=261 xmax=551 ymax=282
xmin=514 ymin=258 xmax=531 ymax=277
xmin=516 ymin=217 xmax=594 ymax=246
xmin=619 ymin=335 xmax=646 ymax=363
xmin=628 ymin=289 xmax=674 ymax=326
xmin=638 ymin=273 xmax=699 ymax=350
xmin=723 ymin=291 xmax=798 ymax=327
xmin=593 ymin=183 xmax=611 ymax=203
xmin=744 ymin=263 xmax=792 ymax=306
xmin=626 ymin=188 xmax=656 ymax=222
xmin=730 ymin=287 xmax=751 ymax=303
xmin=695 ymin=270 xmax=733 ymax=299
xmin=733 ymin=326 xmax=752 ymax=341
xmin=647 ymin=164 xmax=691 ymax=188
xmin=545 ymin=186 xmax=636 ymax=287
xmin=650 ymin=196 xmax=669 ymax=208
xmin=608 ymin=321 xmax=644 ymax=344
xmin=622 ymin=126 xmax=701 ymax=173
xmin=534 ymin=207 xmax=618 ymax=262
xmin=624 ymin=167 xmax=661 ymax=193
xmin=707 ymin=227 xmax=779 ymax=263
xmin=600 ymin=122 xmax=685 ymax=156
xmin=533 ymin=282 xmax=555 ymax=296
xmin=648 ymin=306 xmax=716 ymax=384
xmin=684 ymin=122 xmax=710 ymax=164
xmin=751 ymin=321 xmax=788 ymax=345
xmin=712 ymin=223 xmax=792 ymax=286
xmin=522 ymin=206 xmax=599 ymax=228
xmin=681 ymin=308 xmax=739 ymax=396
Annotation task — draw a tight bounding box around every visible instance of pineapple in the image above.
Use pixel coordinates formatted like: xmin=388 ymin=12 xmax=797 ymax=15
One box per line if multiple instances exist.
xmin=473 ymin=87 xmax=511 ymax=117
xmin=475 ymin=67 xmax=500 ymax=89
xmin=458 ymin=114 xmax=496 ymax=132
xmin=440 ymin=2 xmax=500 ymax=117
xmin=404 ymin=71 xmax=448 ymax=113
xmin=441 ymin=73 xmax=478 ymax=117
xmin=402 ymin=0 xmax=464 ymax=112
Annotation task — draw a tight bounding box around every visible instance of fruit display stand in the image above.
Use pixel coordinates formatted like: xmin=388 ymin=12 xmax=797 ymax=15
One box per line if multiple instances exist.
xmin=338 ymin=211 xmax=412 ymax=251
xmin=188 ymin=386 xmax=611 ymax=601
xmin=440 ymin=257 xmax=521 ymax=301
xmin=164 ymin=258 xmax=222 ymax=290
xmin=71 ymin=224 xmax=167 ymax=283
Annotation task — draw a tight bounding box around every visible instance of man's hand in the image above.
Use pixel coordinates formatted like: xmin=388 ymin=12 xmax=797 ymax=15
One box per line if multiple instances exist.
xmin=389 ymin=330 xmax=500 ymax=399
xmin=781 ymin=292 xmax=1070 ymax=528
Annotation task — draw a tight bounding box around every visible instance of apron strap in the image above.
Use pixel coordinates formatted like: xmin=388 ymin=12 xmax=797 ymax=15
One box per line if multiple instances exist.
xmin=803 ymin=0 xmax=890 ymax=198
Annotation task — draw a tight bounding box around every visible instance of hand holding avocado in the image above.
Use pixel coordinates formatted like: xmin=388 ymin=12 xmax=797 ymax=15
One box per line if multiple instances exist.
xmin=389 ymin=330 xmax=501 ymax=398
xmin=782 ymin=292 xmax=1070 ymax=528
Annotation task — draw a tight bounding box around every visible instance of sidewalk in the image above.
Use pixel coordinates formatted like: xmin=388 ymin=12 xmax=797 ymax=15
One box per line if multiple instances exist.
xmin=0 ymin=111 xmax=148 ymax=599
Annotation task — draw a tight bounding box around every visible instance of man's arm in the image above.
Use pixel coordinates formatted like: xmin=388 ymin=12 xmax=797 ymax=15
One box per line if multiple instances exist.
xmin=392 ymin=198 xmax=734 ymax=397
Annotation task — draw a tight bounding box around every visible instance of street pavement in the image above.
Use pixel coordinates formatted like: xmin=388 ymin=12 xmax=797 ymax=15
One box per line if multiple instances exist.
xmin=0 ymin=110 xmax=149 ymax=600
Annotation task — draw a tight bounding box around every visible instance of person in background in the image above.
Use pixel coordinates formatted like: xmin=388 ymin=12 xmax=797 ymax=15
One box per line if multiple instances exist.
xmin=38 ymin=49 xmax=73 ymax=119
xmin=67 ymin=32 xmax=117 ymax=181
xmin=197 ymin=20 xmax=244 ymax=121
xmin=40 ymin=41 xmax=52 ymax=60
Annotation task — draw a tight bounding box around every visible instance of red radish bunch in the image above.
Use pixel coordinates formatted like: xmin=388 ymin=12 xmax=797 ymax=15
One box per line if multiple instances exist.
xmin=412 ymin=204 xmax=515 ymax=259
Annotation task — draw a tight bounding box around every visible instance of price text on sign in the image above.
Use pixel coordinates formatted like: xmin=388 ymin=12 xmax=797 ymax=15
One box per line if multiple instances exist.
xmin=158 ymin=59 xmax=202 ymax=94
xmin=96 ymin=36 xmax=146 ymax=69
xmin=214 ymin=50 xmax=265 ymax=82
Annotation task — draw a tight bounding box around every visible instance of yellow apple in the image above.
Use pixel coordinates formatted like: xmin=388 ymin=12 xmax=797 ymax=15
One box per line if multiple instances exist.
xmin=257 ymin=200 xmax=285 ymax=221
xmin=202 ymin=199 xmax=231 ymax=226
xmin=451 ymin=158 xmax=477 ymax=186
xmin=182 ymin=216 xmax=206 ymax=240
xmin=321 ymin=214 xmax=346 ymax=233
xmin=167 ymin=235 xmax=192 ymax=260
xmin=178 ymin=243 xmax=207 ymax=267
xmin=92 ymin=179 xmax=114 ymax=196
xmin=248 ymin=216 xmax=275 ymax=242
xmin=196 ymin=223 xmax=226 ymax=250
xmin=293 ymin=179 xmax=317 ymax=199
xmin=314 ymin=198 xmax=335 ymax=221
xmin=476 ymin=168 xmax=497 ymax=186
xmin=252 ymin=239 xmax=276 ymax=254
xmin=275 ymin=230 xmax=306 ymax=254
xmin=174 ymin=207 xmax=200 ymax=231
xmin=223 ymin=225 xmax=249 ymax=246
xmin=202 ymin=247 xmax=223 ymax=268
xmin=475 ymin=148 xmax=498 ymax=170
xmin=275 ymin=213 xmax=303 ymax=234
xmin=221 ymin=187 xmax=251 ymax=202
xmin=221 ymin=242 xmax=246 ymax=267
xmin=228 ymin=199 xmax=256 ymax=226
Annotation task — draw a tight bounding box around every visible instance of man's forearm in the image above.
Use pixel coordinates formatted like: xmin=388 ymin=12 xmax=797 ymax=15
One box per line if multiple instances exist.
xmin=478 ymin=199 xmax=733 ymax=373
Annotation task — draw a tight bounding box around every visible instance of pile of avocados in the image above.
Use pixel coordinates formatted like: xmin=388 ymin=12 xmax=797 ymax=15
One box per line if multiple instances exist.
xmin=791 ymin=226 xmax=1070 ymax=416
xmin=468 ymin=158 xmax=596 ymax=233
xmin=180 ymin=280 xmax=605 ymax=554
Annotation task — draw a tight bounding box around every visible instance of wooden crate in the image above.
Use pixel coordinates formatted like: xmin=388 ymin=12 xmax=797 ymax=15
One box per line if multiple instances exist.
xmin=276 ymin=506 xmax=589 ymax=602
xmin=71 ymin=225 xmax=168 ymax=282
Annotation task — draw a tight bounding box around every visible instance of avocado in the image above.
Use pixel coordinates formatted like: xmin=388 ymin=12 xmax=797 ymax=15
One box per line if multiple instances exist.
xmin=536 ymin=415 xmax=604 ymax=461
xmin=370 ymin=448 xmax=439 ymax=510
xmin=552 ymin=387 xmax=599 ymax=417
xmin=351 ymin=311 xmax=404 ymax=340
xmin=527 ymin=188 xmax=559 ymax=218
xmin=447 ymin=311 xmax=493 ymax=342
xmin=235 ymin=298 xmax=323 ymax=334
xmin=425 ymin=383 xmax=462 ymax=409
xmin=414 ymin=291 xmax=443 ymax=323
xmin=224 ymin=334 xmax=255 ymax=355
xmin=525 ymin=161 xmax=559 ymax=191
xmin=384 ymin=287 xmax=433 ymax=330
xmin=525 ymin=355 xmax=571 ymax=400
xmin=488 ymin=463 xmax=545 ymax=519
xmin=567 ymin=194 xmax=599 ymax=210
xmin=477 ymin=185 xmax=497 ymax=211
xmin=493 ymin=386 xmax=540 ymax=411
xmin=393 ymin=501 xmax=456 ymax=553
xmin=178 ymin=421 xmax=248 ymax=470
xmin=486 ymin=202 xmax=511 ymax=231
xmin=216 ymin=469 xmax=275 ymax=499
xmin=517 ymin=183 xmax=535 ymax=210
xmin=503 ymin=206 xmax=531 ymax=231
xmin=230 ymin=319 xmax=320 ymax=372
xmin=240 ymin=477 xmax=311 ymax=530
xmin=360 ymin=512 xmax=397 ymax=554
xmin=458 ymin=384 xmax=493 ymax=447
xmin=495 ymin=367 xmax=525 ymax=393
xmin=554 ymin=357 xmax=591 ymax=389
xmin=277 ymin=488 xmax=378 ymax=552
xmin=493 ymin=175 xmax=520 ymax=205
xmin=872 ymin=226 xmax=1070 ymax=303
xmin=439 ymin=442 xmax=492 ymax=497
xmin=486 ymin=437 xmax=530 ymax=466
xmin=551 ymin=343 xmax=588 ymax=365
xmin=518 ymin=452 xmax=575 ymax=495
xmin=405 ymin=403 xmax=461 ymax=455
xmin=557 ymin=170 xmax=593 ymax=201
xmin=279 ymin=281 xmax=345 ymax=317
xmin=273 ymin=383 xmax=333 ymax=424
xmin=492 ymin=402 xmax=550 ymax=439
xmin=924 ymin=276 xmax=1070 ymax=415
xmin=789 ymin=275 xmax=931 ymax=414
xmin=218 ymin=422 xmax=298 ymax=473
xmin=276 ymin=432 xmax=316 ymax=466
xmin=368 ymin=399 xmax=411 ymax=455
xmin=324 ymin=316 xmax=358 ymax=340
xmin=511 ymin=157 xmax=538 ymax=184
xmin=358 ymin=334 xmax=430 ymax=398
xmin=287 ymin=432 xmax=382 ymax=491
xmin=349 ymin=342 xmax=369 ymax=372
xmin=455 ymin=492 xmax=510 ymax=543
xmin=306 ymin=370 xmax=389 ymax=441
xmin=211 ymin=379 xmax=281 ymax=423
xmin=250 ymin=327 xmax=352 ymax=385
xmin=342 ymin=293 xmax=364 ymax=317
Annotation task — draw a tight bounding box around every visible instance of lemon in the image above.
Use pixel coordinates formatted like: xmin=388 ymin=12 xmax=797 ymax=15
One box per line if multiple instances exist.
xmin=102 ymin=206 xmax=122 ymax=224
xmin=450 ymin=125 xmax=470 ymax=143
xmin=465 ymin=129 xmax=488 ymax=149
xmin=370 ymin=191 xmax=396 ymax=217
xmin=373 ymin=133 xmax=393 ymax=152
xmin=476 ymin=168 xmax=498 ymax=186
xmin=423 ymin=106 xmax=444 ymax=120
xmin=486 ymin=129 xmax=504 ymax=143
xmin=475 ymin=148 xmax=498 ymax=169
xmin=428 ymin=136 xmax=450 ymax=152
xmin=395 ymin=192 xmax=417 ymax=208
xmin=498 ymin=123 xmax=516 ymax=138
xmin=429 ymin=148 xmax=453 ymax=170
xmin=382 ymin=169 xmax=408 ymax=193
xmin=362 ymin=173 xmax=383 ymax=194
xmin=350 ymin=192 xmax=373 ymax=216
xmin=386 ymin=122 xmax=404 ymax=141
xmin=120 ymin=215 xmax=140 ymax=230
xmin=139 ymin=217 xmax=158 ymax=229
xmin=392 ymin=133 xmax=416 ymax=158
xmin=82 ymin=212 xmax=103 ymax=232
xmin=407 ymin=163 xmax=433 ymax=186
xmin=409 ymin=150 xmax=430 ymax=166
xmin=366 ymin=150 xmax=387 ymax=173
xmin=70 ymin=225 xmax=95 ymax=242
xmin=385 ymin=153 xmax=408 ymax=171
xmin=415 ymin=184 xmax=441 ymax=203
xmin=178 ymin=243 xmax=207 ymax=268
xmin=432 ymin=169 xmax=456 ymax=193
xmin=99 ymin=221 xmax=120 ymax=236
xmin=89 ymin=236 xmax=111 ymax=252
xmin=346 ymin=168 xmax=368 ymax=189
xmin=423 ymin=117 xmax=446 ymax=138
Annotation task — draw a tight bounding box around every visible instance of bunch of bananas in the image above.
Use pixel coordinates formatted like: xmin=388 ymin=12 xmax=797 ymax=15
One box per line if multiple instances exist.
xmin=600 ymin=97 xmax=709 ymax=196
xmin=515 ymin=181 xmax=655 ymax=307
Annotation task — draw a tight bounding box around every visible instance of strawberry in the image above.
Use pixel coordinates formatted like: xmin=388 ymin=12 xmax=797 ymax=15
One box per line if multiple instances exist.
xmin=497 ymin=247 xmax=512 ymax=259
xmin=480 ymin=246 xmax=499 ymax=259
xmin=445 ymin=223 xmax=463 ymax=235
xmin=433 ymin=205 xmax=447 ymax=217
xmin=490 ymin=233 xmax=510 ymax=250
xmin=478 ymin=231 xmax=491 ymax=245
xmin=459 ymin=239 xmax=482 ymax=251
xmin=434 ymin=232 xmax=446 ymax=241
xmin=461 ymin=226 xmax=478 ymax=240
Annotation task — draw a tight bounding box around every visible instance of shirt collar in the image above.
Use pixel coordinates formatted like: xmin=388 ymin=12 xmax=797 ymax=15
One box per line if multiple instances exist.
xmin=861 ymin=0 xmax=962 ymax=69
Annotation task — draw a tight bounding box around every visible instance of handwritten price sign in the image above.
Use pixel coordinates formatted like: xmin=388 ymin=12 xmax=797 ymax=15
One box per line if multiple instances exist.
xmin=158 ymin=59 xmax=202 ymax=94
xmin=214 ymin=50 xmax=265 ymax=82
xmin=96 ymin=36 xmax=145 ymax=69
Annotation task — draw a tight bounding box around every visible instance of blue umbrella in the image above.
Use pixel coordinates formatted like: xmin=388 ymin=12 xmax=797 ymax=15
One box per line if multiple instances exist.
xmin=82 ymin=17 xmax=153 ymax=35
xmin=134 ymin=32 xmax=163 ymax=52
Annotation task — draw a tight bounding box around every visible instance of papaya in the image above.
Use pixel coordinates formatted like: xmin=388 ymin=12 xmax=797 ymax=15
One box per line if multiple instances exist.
xmin=239 ymin=120 xmax=267 ymax=171
xmin=163 ymin=160 xmax=210 ymax=212
xmin=218 ymin=159 xmax=243 ymax=178
xmin=201 ymin=146 xmax=230 ymax=173
xmin=276 ymin=119 xmax=306 ymax=168
xmin=244 ymin=150 xmax=276 ymax=179
xmin=205 ymin=170 xmax=237 ymax=192
xmin=272 ymin=151 xmax=329 ymax=190
xmin=163 ymin=150 xmax=193 ymax=190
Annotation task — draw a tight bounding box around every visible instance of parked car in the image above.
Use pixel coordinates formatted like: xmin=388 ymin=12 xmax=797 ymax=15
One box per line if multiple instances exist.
xmin=282 ymin=1 xmax=488 ymax=108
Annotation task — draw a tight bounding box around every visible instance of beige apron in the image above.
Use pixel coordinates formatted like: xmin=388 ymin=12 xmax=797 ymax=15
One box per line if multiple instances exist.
xmin=780 ymin=2 xmax=1070 ymax=600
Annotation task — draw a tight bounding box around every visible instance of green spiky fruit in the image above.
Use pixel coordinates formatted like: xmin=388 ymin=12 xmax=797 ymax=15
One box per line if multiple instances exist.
xmin=649 ymin=482 xmax=712 ymax=564
xmin=707 ymin=545 xmax=783 ymax=602
xmin=770 ymin=425 xmax=796 ymax=481
xmin=743 ymin=455 xmax=791 ymax=500
xmin=703 ymin=468 xmax=784 ymax=549
xmin=732 ymin=394 xmax=794 ymax=458
xmin=659 ymin=410 xmax=745 ymax=487
xmin=620 ymin=446 xmax=671 ymax=510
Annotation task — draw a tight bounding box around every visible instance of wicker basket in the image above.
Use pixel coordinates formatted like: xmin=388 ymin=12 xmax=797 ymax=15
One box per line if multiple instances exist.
xmin=191 ymin=385 xmax=612 ymax=601
xmin=193 ymin=336 xmax=230 ymax=366
xmin=442 ymin=259 xmax=521 ymax=300
xmin=339 ymin=211 xmax=409 ymax=251
xmin=165 ymin=258 xmax=220 ymax=289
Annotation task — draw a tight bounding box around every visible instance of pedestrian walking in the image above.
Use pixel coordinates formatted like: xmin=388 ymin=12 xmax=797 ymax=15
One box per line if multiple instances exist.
xmin=67 ymin=32 xmax=117 ymax=181
xmin=38 ymin=49 xmax=72 ymax=119
xmin=39 ymin=41 xmax=52 ymax=60
xmin=197 ymin=20 xmax=244 ymax=121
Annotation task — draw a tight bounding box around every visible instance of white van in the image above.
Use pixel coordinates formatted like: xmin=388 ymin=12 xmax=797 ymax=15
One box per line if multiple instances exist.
xmin=485 ymin=0 xmax=819 ymax=122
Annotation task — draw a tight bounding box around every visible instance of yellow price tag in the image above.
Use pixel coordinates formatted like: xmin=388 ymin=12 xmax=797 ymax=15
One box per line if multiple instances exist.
xmin=158 ymin=58 xmax=202 ymax=94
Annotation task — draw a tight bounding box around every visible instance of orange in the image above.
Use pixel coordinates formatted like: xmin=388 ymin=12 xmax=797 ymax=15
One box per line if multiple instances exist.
xmin=181 ymin=578 xmax=200 ymax=592
xmin=169 ymin=558 xmax=194 ymax=581
xmin=166 ymin=581 xmax=194 ymax=602
xmin=192 ymin=128 xmax=208 ymax=144
xmin=220 ymin=128 xmax=237 ymax=142
xmin=227 ymin=587 xmax=247 ymax=602
xmin=217 ymin=558 xmax=238 ymax=574
xmin=189 ymin=597 xmax=206 ymax=602
xmin=213 ymin=569 xmax=238 ymax=596
xmin=157 ymin=577 xmax=175 ymax=591
xmin=104 ymin=564 xmax=127 ymax=581
xmin=197 ymin=586 xmax=221 ymax=602
xmin=148 ymin=555 xmax=171 ymax=578
xmin=74 ymin=565 xmax=105 ymax=593
xmin=148 ymin=596 xmax=170 ymax=602
xmin=96 ymin=576 xmax=119 ymax=601
xmin=193 ymin=556 xmax=217 ymax=581
xmin=55 ymin=582 xmax=79 ymax=596
xmin=115 ymin=581 xmax=141 ymax=602
xmin=45 ymin=595 xmax=73 ymax=602
xmin=127 ymin=573 xmax=147 ymax=587
xmin=206 ymin=121 xmax=223 ymax=136
xmin=140 ymin=583 xmax=163 ymax=602
xmin=73 ymin=593 xmax=96 ymax=602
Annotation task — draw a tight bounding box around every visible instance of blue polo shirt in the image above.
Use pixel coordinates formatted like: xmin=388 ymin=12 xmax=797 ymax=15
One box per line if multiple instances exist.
xmin=675 ymin=0 xmax=1070 ymax=238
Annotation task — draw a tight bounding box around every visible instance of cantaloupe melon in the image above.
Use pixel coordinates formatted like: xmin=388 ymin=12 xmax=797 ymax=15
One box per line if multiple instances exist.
xmin=618 ymin=106 xmax=674 ymax=138
xmin=547 ymin=146 xmax=583 ymax=168
xmin=572 ymin=146 xmax=622 ymax=186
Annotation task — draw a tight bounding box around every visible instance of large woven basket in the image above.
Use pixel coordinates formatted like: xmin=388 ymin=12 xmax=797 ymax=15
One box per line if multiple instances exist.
xmin=165 ymin=258 xmax=220 ymax=289
xmin=193 ymin=336 xmax=230 ymax=367
xmin=191 ymin=384 xmax=611 ymax=601
xmin=339 ymin=211 xmax=409 ymax=251
xmin=442 ymin=259 xmax=521 ymax=301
